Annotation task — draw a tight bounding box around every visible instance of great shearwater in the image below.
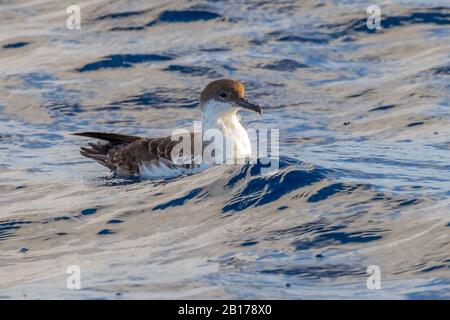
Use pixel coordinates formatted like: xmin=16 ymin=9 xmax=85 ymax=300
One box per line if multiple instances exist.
xmin=75 ymin=79 xmax=262 ymax=177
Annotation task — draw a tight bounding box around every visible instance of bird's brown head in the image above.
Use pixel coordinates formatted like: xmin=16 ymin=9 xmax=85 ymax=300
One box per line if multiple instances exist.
xmin=199 ymin=79 xmax=262 ymax=115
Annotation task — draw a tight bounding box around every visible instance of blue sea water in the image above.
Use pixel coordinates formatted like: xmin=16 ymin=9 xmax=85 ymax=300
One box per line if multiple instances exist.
xmin=0 ymin=0 xmax=449 ymax=299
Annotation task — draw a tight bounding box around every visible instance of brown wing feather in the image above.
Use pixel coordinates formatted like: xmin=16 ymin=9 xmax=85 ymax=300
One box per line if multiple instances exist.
xmin=75 ymin=131 xmax=196 ymax=176
xmin=73 ymin=132 xmax=141 ymax=144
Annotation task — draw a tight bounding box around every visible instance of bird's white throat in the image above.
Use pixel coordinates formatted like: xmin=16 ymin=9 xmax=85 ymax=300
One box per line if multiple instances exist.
xmin=201 ymin=100 xmax=252 ymax=160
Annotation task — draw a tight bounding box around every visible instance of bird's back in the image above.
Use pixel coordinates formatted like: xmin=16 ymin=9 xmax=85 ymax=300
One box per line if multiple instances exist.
xmin=75 ymin=132 xmax=196 ymax=176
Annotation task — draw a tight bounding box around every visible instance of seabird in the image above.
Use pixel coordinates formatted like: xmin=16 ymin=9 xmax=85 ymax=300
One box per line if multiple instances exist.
xmin=75 ymin=79 xmax=262 ymax=177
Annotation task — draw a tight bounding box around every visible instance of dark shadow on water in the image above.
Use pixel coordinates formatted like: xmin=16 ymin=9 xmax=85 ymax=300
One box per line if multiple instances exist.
xmin=406 ymin=121 xmax=424 ymax=127
xmin=266 ymin=218 xmax=388 ymax=250
xmin=260 ymin=264 xmax=366 ymax=280
xmin=107 ymin=219 xmax=123 ymax=224
xmin=147 ymin=10 xmax=222 ymax=26
xmin=307 ymin=183 xmax=368 ymax=203
xmin=153 ymin=187 xmax=204 ymax=210
xmin=3 ymin=41 xmax=30 ymax=49
xmin=321 ymin=8 xmax=450 ymax=38
xmin=251 ymin=30 xmax=330 ymax=46
xmin=111 ymin=9 xmax=223 ymax=31
xmin=46 ymin=102 xmax=84 ymax=116
xmin=163 ymin=65 xmax=221 ymax=77
xmin=257 ymin=59 xmax=308 ymax=72
xmin=266 ymin=219 xmax=338 ymax=241
xmin=405 ymin=279 xmax=450 ymax=299
xmin=98 ymin=229 xmax=115 ymax=235
xmin=345 ymin=89 xmax=376 ymax=99
xmin=431 ymin=65 xmax=450 ymax=75
xmin=96 ymin=8 xmax=152 ymax=20
xmin=421 ymin=265 xmax=448 ymax=273
xmin=277 ymin=35 xmax=329 ymax=44
xmin=77 ymin=54 xmax=173 ymax=72
xmin=53 ymin=216 xmax=71 ymax=222
xmin=226 ymin=157 xmax=304 ymax=189
xmin=292 ymin=228 xmax=387 ymax=250
xmin=81 ymin=208 xmax=98 ymax=216
xmin=200 ymin=47 xmax=231 ymax=52
xmin=0 ymin=220 xmax=32 ymax=241
xmin=112 ymin=90 xmax=197 ymax=109
xmin=223 ymin=159 xmax=326 ymax=212
xmin=395 ymin=198 xmax=421 ymax=207
xmin=240 ymin=240 xmax=258 ymax=247
xmin=369 ymin=104 xmax=396 ymax=112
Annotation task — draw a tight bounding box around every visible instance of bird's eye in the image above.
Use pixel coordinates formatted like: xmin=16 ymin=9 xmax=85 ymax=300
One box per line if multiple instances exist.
xmin=219 ymin=92 xmax=227 ymax=99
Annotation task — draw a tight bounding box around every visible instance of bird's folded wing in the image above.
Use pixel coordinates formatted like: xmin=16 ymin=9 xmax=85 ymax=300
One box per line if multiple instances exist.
xmin=75 ymin=131 xmax=196 ymax=175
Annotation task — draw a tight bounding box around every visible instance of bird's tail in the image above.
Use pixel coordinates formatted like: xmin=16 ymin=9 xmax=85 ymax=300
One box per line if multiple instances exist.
xmin=73 ymin=132 xmax=141 ymax=144
xmin=74 ymin=132 xmax=141 ymax=170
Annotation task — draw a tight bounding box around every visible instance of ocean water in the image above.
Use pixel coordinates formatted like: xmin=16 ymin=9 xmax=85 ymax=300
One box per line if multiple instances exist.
xmin=0 ymin=0 xmax=449 ymax=299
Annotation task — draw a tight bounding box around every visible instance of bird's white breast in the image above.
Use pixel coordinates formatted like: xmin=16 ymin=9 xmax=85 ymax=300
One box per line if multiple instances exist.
xmin=202 ymin=100 xmax=252 ymax=161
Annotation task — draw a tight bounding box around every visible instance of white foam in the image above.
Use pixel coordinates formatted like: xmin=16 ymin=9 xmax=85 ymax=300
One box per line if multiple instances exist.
xmin=139 ymin=161 xmax=209 ymax=180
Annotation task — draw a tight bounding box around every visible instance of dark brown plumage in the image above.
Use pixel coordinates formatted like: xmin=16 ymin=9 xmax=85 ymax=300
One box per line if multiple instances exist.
xmin=74 ymin=132 xmax=196 ymax=176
